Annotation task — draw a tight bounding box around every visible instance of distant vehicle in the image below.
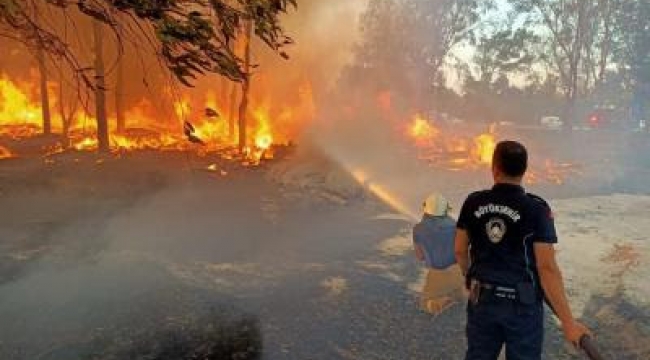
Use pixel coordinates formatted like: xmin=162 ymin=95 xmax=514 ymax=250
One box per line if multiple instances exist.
xmin=441 ymin=115 xmax=465 ymax=126
xmin=540 ymin=116 xmax=563 ymax=130
xmin=586 ymin=106 xmax=622 ymax=129
xmin=449 ymin=117 xmax=466 ymax=125
xmin=640 ymin=120 xmax=647 ymax=131
xmin=428 ymin=111 xmax=464 ymax=125
xmin=587 ymin=113 xmax=604 ymax=128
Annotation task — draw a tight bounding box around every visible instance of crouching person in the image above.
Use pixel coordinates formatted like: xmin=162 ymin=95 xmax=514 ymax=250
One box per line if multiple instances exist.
xmin=413 ymin=193 xmax=465 ymax=315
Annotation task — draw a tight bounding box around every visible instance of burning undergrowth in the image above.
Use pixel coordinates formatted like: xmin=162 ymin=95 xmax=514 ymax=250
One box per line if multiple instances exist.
xmin=0 ymin=73 xmax=310 ymax=166
xmin=402 ymin=113 xmax=584 ymax=186
xmin=405 ymin=113 xmax=497 ymax=168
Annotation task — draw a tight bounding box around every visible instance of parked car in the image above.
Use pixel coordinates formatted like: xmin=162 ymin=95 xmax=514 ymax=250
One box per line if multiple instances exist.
xmin=585 ymin=106 xmax=624 ymax=129
xmin=540 ymin=116 xmax=563 ymax=130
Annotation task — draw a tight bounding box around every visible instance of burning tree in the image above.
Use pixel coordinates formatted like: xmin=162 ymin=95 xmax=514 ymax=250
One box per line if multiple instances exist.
xmin=93 ymin=19 xmax=109 ymax=152
xmin=0 ymin=0 xmax=296 ymax=152
xmin=33 ymin=8 xmax=52 ymax=136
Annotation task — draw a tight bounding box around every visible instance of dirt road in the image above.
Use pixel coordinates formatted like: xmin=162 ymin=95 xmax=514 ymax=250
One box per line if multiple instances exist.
xmin=0 ymin=147 xmax=647 ymax=359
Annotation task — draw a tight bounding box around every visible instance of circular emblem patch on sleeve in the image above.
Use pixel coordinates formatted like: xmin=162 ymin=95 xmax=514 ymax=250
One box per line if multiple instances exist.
xmin=486 ymin=217 xmax=507 ymax=243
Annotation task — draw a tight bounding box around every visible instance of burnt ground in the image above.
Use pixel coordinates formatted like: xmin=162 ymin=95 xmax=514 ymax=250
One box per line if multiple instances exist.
xmin=0 ymin=132 xmax=648 ymax=360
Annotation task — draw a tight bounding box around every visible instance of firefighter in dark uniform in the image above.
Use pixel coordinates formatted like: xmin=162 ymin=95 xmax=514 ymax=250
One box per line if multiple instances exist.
xmin=454 ymin=141 xmax=591 ymax=360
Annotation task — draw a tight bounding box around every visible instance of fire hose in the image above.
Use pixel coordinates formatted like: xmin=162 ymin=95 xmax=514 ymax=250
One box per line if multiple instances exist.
xmin=543 ymin=298 xmax=606 ymax=359
xmin=580 ymin=335 xmax=606 ymax=360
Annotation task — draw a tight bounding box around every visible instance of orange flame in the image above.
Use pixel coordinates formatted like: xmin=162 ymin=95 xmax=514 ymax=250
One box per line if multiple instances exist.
xmin=473 ymin=132 xmax=496 ymax=165
xmin=405 ymin=112 xmax=497 ymax=169
xmin=0 ymin=145 xmax=13 ymax=159
xmin=0 ymin=72 xmax=313 ymax=164
xmin=252 ymin=106 xmax=274 ymax=150
xmin=403 ymin=112 xmax=575 ymax=184
xmin=73 ymin=136 xmax=98 ymax=151
xmin=408 ymin=114 xmax=439 ymax=144
xmin=0 ymin=76 xmax=45 ymax=138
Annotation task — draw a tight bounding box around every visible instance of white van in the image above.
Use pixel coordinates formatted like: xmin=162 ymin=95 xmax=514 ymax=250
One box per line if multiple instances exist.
xmin=540 ymin=116 xmax=563 ymax=130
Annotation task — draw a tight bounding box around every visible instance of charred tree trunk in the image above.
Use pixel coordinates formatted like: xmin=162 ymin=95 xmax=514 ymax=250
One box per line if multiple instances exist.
xmin=237 ymin=19 xmax=253 ymax=154
xmin=115 ymin=55 xmax=125 ymax=133
xmin=35 ymin=23 xmax=51 ymax=135
xmin=229 ymin=83 xmax=238 ymax=140
xmin=220 ymin=76 xmax=229 ymax=111
xmin=33 ymin=9 xmax=51 ymax=135
xmin=57 ymin=67 xmax=70 ymax=141
xmin=56 ymin=65 xmax=80 ymax=146
xmin=219 ymin=75 xmax=230 ymax=137
xmin=93 ymin=20 xmax=109 ymax=152
xmin=37 ymin=46 xmax=51 ymax=135
xmin=226 ymin=38 xmax=238 ymax=141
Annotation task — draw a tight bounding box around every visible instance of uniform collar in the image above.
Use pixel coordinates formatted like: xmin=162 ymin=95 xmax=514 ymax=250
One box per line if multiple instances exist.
xmin=422 ymin=213 xmax=446 ymax=221
xmin=492 ymin=183 xmax=525 ymax=193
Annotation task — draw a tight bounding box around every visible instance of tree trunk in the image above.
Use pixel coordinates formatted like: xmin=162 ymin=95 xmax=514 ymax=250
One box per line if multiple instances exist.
xmin=564 ymin=1 xmax=586 ymax=128
xmin=237 ymin=19 xmax=253 ymax=154
xmin=57 ymin=67 xmax=70 ymax=140
xmin=93 ymin=20 xmax=109 ymax=152
xmin=561 ymin=59 xmax=579 ymax=130
xmin=225 ymin=37 xmax=237 ymax=141
xmin=36 ymin=34 xmax=51 ymax=135
xmin=37 ymin=47 xmax=51 ymax=135
xmin=596 ymin=0 xmax=614 ymax=87
xmin=229 ymin=83 xmax=238 ymax=140
xmin=220 ymin=76 xmax=229 ymax=111
xmin=115 ymin=55 xmax=125 ymax=133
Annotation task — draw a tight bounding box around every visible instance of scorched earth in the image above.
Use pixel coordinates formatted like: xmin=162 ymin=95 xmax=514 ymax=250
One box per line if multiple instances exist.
xmin=0 ymin=134 xmax=648 ymax=360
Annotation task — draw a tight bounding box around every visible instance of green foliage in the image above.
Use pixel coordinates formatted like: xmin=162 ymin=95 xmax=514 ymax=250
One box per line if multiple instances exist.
xmin=617 ymin=0 xmax=650 ymax=85
xmin=615 ymin=0 xmax=650 ymax=120
xmin=509 ymin=0 xmax=622 ymax=96
xmin=345 ymin=0 xmax=487 ymax=107
xmin=338 ymin=0 xmax=644 ymax=125
xmin=0 ymin=0 xmax=19 ymax=16
xmin=473 ymin=27 xmax=540 ymax=84
xmin=0 ymin=0 xmax=296 ymax=86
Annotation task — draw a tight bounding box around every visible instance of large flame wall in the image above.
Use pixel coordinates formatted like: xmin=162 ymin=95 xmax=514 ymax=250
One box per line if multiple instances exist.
xmin=0 ymin=71 xmax=315 ymax=159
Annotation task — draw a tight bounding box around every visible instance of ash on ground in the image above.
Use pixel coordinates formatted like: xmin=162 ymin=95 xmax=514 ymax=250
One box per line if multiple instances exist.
xmin=0 ymin=138 xmax=648 ymax=359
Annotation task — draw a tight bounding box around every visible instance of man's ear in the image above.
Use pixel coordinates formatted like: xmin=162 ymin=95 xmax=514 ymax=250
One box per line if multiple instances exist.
xmin=492 ymin=165 xmax=500 ymax=181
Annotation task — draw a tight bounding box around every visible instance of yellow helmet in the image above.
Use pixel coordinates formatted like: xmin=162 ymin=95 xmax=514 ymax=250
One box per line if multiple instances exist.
xmin=423 ymin=193 xmax=450 ymax=216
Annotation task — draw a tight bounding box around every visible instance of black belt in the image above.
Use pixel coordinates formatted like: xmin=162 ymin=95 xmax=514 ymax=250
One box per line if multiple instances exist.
xmin=479 ymin=283 xmax=518 ymax=301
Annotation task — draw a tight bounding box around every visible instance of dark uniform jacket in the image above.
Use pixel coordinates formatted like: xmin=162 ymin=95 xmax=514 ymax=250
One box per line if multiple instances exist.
xmin=457 ymin=183 xmax=557 ymax=292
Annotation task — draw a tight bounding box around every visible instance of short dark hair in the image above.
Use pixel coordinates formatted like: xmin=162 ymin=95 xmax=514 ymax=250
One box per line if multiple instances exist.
xmin=493 ymin=140 xmax=528 ymax=177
